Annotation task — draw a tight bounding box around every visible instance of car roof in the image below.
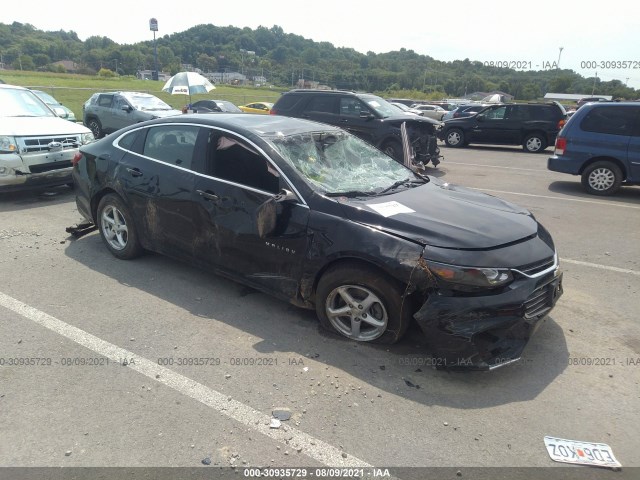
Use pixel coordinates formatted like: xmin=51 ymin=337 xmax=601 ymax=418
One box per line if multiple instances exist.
xmin=126 ymin=113 xmax=341 ymax=138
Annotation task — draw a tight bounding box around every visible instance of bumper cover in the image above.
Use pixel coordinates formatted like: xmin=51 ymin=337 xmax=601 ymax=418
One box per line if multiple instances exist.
xmin=414 ymin=269 xmax=563 ymax=370
xmin=0 ymin=167 xmax=73 ymax=192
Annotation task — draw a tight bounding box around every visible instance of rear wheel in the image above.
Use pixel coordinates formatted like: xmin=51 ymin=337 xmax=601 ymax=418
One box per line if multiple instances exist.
xmin=523 ymin=133 xmax=547 ymax=153
xmin=581 ymin=161 xmax=623 ymax=196
xmin=87 ymin=118 xmax=103 ymax=139
xmin=97 ymin=193 xmax=142 ymax=259
xmin=315 ymin=263 xmax=412 ymax=344
xmin=444 ymin=128 xmax=465 ymax=147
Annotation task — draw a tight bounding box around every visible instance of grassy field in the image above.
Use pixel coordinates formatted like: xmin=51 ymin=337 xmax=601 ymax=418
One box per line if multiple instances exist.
xmin=0 ymin=70 xmax=285 ymax=123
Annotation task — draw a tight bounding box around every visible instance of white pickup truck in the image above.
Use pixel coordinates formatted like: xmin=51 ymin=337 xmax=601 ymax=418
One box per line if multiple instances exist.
xmin=0 ymin=84 xmax=94 ymax=192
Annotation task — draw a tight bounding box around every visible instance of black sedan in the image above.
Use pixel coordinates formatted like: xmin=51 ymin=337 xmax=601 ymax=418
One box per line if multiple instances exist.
xmin=71 ymin=114 xmax=563 ymax=369
xmin=190 ymin=100 xmax=242 ymax=113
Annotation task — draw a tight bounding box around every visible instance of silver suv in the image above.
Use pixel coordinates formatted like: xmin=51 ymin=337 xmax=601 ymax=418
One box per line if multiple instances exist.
xmin=82 ymin=91 xmax=181 ymax=138
xmin=0 ymin=84 xmax=94 ymax=192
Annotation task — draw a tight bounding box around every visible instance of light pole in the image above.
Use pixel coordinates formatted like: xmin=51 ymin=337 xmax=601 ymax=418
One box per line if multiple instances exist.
xmin=557 ymin=47 xmax=564 ymax=69
xmin=149 ymin=18 xmax=159 ymax=80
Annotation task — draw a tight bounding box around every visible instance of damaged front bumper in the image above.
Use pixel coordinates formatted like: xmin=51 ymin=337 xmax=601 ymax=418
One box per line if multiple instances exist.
xmin=414 ymin=262 xmax=563 ymax=370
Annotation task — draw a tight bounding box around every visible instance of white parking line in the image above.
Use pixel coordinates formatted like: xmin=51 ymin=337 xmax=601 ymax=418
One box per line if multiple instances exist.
xmin=0 ymin=291 xmax=372 ymax=468
xmin=474 ymin=188 xmax=640 ymax=210
xmin=561 ymin=258 xmax=640 ymax=276
xmin=446 ymin=161 xmax=544 ymax=172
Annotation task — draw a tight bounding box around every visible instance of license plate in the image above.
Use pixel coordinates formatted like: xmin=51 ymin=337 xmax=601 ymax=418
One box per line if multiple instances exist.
xmin=544 ymin=436 xmax=621 ymax=468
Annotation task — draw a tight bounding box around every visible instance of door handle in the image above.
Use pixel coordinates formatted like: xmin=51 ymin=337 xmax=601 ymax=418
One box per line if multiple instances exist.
xmin=126 ymin=167 xmax=143 ymax=177
xmin=197 ymin=190 xmax=219 ymax=201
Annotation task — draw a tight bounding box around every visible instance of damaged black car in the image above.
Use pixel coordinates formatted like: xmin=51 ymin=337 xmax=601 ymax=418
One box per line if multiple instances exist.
xmin=71 ymin=114 xmax=562 ymax=370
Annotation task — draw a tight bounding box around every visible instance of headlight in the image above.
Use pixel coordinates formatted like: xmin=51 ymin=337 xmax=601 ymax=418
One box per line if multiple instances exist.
xmin=0 ymin=136 xmax=18 ymax=154
xmin=426 ymin=261 xmax=513 ymax=290
xmin=81 ymin=132 xmax=95 ymax=144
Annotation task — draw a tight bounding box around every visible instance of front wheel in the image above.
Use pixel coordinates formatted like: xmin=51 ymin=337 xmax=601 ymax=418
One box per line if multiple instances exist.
xmin=381 ymin=140 xmax=403 ymax=162
xmin=523 ymin=133 xmax=547 ymax=153
xmin=444 ymin=129 xmax=465 ymax=147
xmin=97 ymin=193 xmax=142 ymax=259
xmin=315 ymin=263 xmax=412 ymax=344
xmin=87 ymin=118 xmax=103 ymax=139
xmin=581 ymin=161 xmax=623 ymax=196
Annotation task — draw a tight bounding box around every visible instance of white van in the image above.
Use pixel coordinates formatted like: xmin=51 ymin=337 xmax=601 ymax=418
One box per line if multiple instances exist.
xmin=0 ymin=84 xmax=94 ymax=192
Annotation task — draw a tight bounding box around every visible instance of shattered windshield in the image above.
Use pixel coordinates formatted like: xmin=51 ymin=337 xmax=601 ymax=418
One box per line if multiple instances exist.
xmin=123 ymin=93 xmax=173 ymax=111
xmin=269 ymin=130 xmax=423 ymax=196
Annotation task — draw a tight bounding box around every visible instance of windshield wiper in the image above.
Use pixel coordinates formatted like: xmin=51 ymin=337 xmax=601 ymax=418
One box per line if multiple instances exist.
xmin=376 ymin=178 xmax=424 ymax=195
xmin=325 ymin=190 xmax=376 ymax=198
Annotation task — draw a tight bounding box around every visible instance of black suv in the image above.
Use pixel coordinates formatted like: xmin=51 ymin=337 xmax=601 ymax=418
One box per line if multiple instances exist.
xmin=440 ymin=102 xmax=567 ymax=153
xmin=271 ymin=89 xmax=442 ymax=166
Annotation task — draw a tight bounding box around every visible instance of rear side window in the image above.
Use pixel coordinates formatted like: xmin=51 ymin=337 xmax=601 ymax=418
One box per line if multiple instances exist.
xmin=98 ymin=95 xmax=113 ymax=108
xmin=274 ymin=94 xmax=304 ymax=112
xmin=529 ymin=107 xmax=557 ymax=121
xmin=306 ymin=96 xmax=338 ymax=114
xmin=143 ymin=125 xmax=199 ymax=170
xmin=580 ymin=106 xmax=639 ymax=136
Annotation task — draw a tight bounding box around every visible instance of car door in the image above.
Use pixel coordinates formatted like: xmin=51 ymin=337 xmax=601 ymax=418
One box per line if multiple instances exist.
xmin=96 ymin=93 xmax=116 ymax=132
xmin=110 ymin=95 xmax=136 ymax=131
xmin=337 ymin=97 xmax=377 ymax=144
xmin=116 ymin=124 xmax=200 ymax=262
xmin=470 ymin=105 xmax=509 ymax=144
xmin=191 ymin=128 xmax=311 ymax=298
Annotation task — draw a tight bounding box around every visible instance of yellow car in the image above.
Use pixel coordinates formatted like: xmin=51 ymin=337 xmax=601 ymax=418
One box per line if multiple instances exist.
xmin=238 ymin=102 xmax=274 ymax=114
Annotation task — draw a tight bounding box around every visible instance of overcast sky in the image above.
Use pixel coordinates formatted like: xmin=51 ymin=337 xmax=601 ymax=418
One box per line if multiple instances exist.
xmin=6 ymin=0 xmax=640 ymax=89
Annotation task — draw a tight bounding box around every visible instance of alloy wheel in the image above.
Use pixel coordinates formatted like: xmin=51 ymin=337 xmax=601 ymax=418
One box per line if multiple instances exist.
xmin=101 ymin=205 xmax=129 ymax=250
xmin=325 ymin=285 xmax=388 ymax=341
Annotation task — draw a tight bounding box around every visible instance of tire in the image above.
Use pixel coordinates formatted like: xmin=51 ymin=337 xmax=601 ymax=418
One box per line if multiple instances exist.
xmin=444 ymin=128 xmax=465 ymax=148
xmin=381 ymin=140 xmax=403 ymax=162
xmin=315 ymin=263 xmax=412 ymax=344
xmin=96 ymin=193 xmax=142 ymax=259
xmin=523 ymin=133 xmax=547 ymax=153
xmin=87 ymin=118 xmax=103 ymax=139
xmin=581 ymin=161 xmax=623 ymax=196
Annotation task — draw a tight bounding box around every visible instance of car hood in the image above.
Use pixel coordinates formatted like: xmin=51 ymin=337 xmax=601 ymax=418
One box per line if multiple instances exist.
xmin=0 ymin=116 xmax=91 ymax=136
xmin=336 ymin=179 xmax=537 ymax=249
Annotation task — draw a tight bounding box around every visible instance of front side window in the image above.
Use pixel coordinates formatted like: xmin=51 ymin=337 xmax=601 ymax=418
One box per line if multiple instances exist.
xmin=580 ymin=106 xmax=639 ymax=136
xmin=143 ymin=125 xmax=199 ymax=170
xmin=484 ymin=106 xmax=507 ymax=120
xmin=269 ymin=130 xmax=415 ymax=194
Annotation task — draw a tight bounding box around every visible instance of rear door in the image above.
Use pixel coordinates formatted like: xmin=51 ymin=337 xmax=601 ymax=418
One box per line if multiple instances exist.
xmin=116 ymin=124 xmax=200 ymax=261
xmin=191 ymin=129 xmax=311 ymax=298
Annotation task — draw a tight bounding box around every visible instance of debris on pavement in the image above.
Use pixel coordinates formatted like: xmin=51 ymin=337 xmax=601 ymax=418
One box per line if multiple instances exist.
xmin=544 ymin=436 xmax=621 ymax=469
xmin=272 ymin=408 xmax=292 ymax=421
xmin=65 ymin=222 xmax=97 ymax=239
xmin=269 ymin=418 xmax=282 ymax=429
xmin=201 ymin=457 xmax=211 ymax=465
xmin=404 ymin=378 xmax=420 ymax=389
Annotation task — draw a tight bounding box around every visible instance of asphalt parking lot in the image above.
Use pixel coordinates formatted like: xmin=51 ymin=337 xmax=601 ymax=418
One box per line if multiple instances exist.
xmin=0 ymin=144 xmax=638 ymax=479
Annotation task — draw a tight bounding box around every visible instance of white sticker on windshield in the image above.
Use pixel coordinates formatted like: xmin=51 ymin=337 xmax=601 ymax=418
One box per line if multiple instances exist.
xmin=367 ymin=201 xmax=415 ymax=217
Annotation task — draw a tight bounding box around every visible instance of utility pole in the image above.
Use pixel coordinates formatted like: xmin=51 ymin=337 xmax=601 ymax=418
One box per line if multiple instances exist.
xmin=557 ymin=47 xmax=564 ymax=69
xmin=591 ymin=72 xmax=598 ymax=95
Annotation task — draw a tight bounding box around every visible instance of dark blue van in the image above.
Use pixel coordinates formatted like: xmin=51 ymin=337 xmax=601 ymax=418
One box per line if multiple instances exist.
xmin=548 ymin=102 xmax=640 ymax=195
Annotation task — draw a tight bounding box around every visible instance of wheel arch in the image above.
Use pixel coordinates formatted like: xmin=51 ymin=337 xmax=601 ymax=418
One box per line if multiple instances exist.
xmin=90 ymin=187 xmax=120 ymax=223
xmin=578 ymin=156 xmax=628 ymax=179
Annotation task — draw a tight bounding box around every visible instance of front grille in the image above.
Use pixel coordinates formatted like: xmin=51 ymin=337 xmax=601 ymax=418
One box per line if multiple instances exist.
xmin=28 ymin=160 xmax=72 ymax=174
xmin=517 ymin=256 xmax=555 ymax=277
xmin=523 ymin=274 xmax=557 ymax=319
xmin=19 ymin=135 xmax=80 ymax=154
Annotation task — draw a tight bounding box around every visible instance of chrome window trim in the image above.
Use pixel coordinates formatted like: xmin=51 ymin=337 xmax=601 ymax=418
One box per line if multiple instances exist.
xmin=112 ymin=123 xmax=309 ymax=208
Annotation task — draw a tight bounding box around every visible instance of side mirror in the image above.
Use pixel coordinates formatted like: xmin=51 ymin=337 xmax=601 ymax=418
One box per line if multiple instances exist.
xmin=360 ymin=111 xmax=374 ymax=120
xmin=476 ymin=114 xmax=485 ymax=122
xmin=121 ymin=105 xmax=132 ymax=113
xmin=52 ymin=106 xmax=68 ymax=118
xmin=254 ymin=189 xmax=297 ymax=238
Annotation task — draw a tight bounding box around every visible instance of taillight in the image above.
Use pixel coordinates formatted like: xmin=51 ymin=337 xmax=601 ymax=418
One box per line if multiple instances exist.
xmin=72 ymin=151 xmax=83 ymax=166
xmin=269 ymin=109 xmax=277 ymax=115
xmin=558 ymin=119 xmax=566 ymax=129
xmin=554 ymin=137 xmax=566 ymax=155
